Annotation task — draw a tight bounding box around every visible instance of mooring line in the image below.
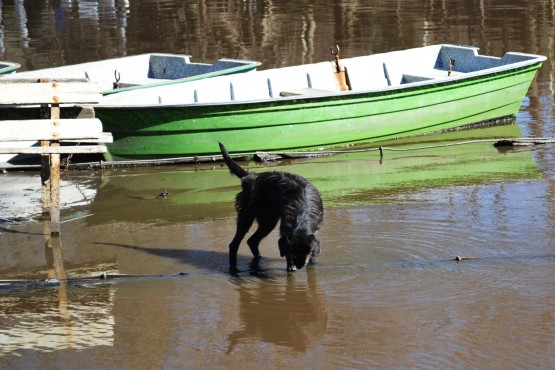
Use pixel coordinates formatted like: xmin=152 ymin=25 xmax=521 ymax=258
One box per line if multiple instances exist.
xmin=259 ymin=137 xmax=554 ymax=158
xmin=66 ymin=137 xmax=554 ymax=169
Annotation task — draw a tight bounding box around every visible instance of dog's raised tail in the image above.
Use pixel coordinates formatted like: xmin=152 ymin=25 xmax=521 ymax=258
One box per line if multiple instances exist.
xmin=219 ymin=142 xmax=249 ymax=179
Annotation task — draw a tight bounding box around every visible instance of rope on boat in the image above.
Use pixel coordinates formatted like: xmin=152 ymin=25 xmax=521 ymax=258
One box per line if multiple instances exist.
xmin=251 ymin=137 xmax=555 ymax=162
xmin=276 ymin=137 xmax=554 ymax=154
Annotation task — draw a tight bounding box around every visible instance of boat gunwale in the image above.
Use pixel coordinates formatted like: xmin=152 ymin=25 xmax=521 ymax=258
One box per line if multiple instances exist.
xmin=0 ymin=62 xmax=21 ymax=74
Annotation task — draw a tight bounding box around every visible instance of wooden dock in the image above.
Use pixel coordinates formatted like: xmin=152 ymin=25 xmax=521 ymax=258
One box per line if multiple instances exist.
xmin=0 ymin=78 xmax=112 ymax=234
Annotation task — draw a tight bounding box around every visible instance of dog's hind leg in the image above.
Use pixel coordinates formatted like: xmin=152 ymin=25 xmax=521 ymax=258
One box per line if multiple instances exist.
xmin=228 ymin=209 xmax=256 ymax=273
xmin=247 ymin=214 xmax=279 ymax=259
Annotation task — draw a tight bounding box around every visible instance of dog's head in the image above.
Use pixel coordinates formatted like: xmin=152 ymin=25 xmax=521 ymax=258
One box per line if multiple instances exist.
xmin=279 ymin=231 xmax=320 ymax=271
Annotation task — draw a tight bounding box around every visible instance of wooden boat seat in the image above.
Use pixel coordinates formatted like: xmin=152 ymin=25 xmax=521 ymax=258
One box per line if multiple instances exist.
xmin=279 ymin=88 xmax=335 ymax=97
xmin=400 ymin=69 xmax=468 ymax=84
xmin=264 ymin=62 xmax=343 ymax=98
xmin=400 ymin=74 xmax=435 ymax=84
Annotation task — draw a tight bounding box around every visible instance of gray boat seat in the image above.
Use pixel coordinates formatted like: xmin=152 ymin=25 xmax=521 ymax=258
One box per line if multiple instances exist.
xmin=148 ymin=54 xmax=194 ymax=80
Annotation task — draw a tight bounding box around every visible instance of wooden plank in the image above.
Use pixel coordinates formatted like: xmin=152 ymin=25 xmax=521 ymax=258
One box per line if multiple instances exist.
xmin=0 ymin=118 xmax=103 ymax=140
xmin=0 ymin=145 xmax=107 ymax=154
xmin=0 ymin=82 xmax=101 ymax=104
xmin=0 ymin=106 xmax=96 ymax=120
xmin=0 ymin=77 xmax=90 ymax=83
xmin=0 ymin=81 xmax=101 ymax=90
xmin=64 ymin=132 xmax=113 ymax=144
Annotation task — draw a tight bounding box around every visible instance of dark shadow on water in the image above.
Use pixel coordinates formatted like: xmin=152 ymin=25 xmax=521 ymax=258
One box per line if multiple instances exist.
xmin=95 ymin=242 xmax=284 ymax=276
xmin=0 ymin=225 xmax=44 ymax=236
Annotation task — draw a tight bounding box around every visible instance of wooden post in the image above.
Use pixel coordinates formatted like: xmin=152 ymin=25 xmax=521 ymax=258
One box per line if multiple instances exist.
xmin=50 ymin=103 xmax=61 ymax=234
xmin=40 ymin=142 xmax=51 ymax=215
xmin=45 ymin=232 xmax=71 ymax=332
xmin=46 ymin=232 xmax=67 ymax=280
xmin=40 ymin=104 xmax=51 ymax=216
xmin=49 ymin=144 xmax=61 ymax=234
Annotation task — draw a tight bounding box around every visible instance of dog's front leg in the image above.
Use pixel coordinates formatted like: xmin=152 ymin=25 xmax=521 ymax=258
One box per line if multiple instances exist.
xmin=279 ymin=236 xmax=296 ymax=272
xmin=228 ymin=239 xmax=241 ymax=274
xmin=286 ymin=255 xmax=297 ymax=273
xmin=228 ymin=210 xmax=255 ymax=274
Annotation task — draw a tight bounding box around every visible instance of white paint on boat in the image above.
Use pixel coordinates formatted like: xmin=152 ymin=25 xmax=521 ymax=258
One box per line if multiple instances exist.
xmin=98 ymin=44 xmax=545 ymax=107
xmin=6 ymin=53 xmax=260 ymax=93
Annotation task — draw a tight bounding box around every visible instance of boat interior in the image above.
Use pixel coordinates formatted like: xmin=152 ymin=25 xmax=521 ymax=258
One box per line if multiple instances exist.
xmin=8 ymin=54 xmax=259 ymax=91
xmin=99 ymin=44 xmax=543 ymax=106
xmin=119 ymin=56 xmax=259 ymax=88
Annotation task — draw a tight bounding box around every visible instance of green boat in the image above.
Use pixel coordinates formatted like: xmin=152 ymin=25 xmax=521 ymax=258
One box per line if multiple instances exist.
xmin=0 ymin=61 xmax=20 ymax=74
xmin=93 ymin=44 xmax=546 ymax=161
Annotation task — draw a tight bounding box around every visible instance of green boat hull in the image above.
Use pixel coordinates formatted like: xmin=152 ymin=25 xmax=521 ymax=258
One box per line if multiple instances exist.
xmin=94 ymin=55 xmax=543 ymax=161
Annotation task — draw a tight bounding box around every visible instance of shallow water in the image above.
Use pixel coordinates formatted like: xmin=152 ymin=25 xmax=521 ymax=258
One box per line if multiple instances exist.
xmin=1 ymin=0 xmax=555 ymax=368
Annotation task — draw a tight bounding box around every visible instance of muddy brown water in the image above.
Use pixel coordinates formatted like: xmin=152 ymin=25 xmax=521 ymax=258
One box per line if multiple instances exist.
xmin=1 ymin=0 xmax=554 ymax=368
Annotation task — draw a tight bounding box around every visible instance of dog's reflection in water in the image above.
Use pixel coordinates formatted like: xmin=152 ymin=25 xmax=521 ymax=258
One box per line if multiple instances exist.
xmin=227 ymin=268 xmax=328 ymax=353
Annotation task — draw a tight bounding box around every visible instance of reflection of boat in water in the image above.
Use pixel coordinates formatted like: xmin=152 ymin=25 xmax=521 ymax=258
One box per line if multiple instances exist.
xmin=87 ymin=123 xmax=540 ymax=225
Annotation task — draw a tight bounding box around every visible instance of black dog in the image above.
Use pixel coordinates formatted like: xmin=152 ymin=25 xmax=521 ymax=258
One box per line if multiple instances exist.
xmin=219 ymin=142 xmax=324 ymax=273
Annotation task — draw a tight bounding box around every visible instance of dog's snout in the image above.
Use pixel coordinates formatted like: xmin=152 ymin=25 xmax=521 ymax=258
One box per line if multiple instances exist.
xmin=290 ymin=253 xmax=310 ymax=270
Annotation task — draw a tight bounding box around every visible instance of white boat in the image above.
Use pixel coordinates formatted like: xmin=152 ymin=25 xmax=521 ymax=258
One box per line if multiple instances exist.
xmin=6 ymin=53 xmax=260 ymax=94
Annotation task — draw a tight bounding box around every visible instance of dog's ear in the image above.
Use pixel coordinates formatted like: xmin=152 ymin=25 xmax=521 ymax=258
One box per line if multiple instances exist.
xmin=278 ymin=237 xmax=289 ymax=257
xmin=308 ymin=232 xmax=320 ymax=256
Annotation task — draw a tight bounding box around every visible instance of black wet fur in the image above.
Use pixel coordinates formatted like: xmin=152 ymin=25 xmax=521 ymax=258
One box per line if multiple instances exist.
xmin=219 ymin=142 xmax=324 ymax=273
